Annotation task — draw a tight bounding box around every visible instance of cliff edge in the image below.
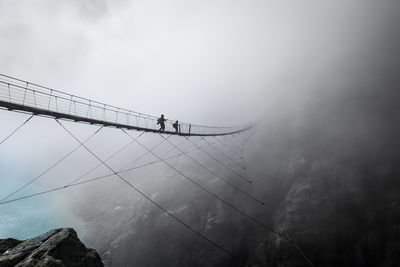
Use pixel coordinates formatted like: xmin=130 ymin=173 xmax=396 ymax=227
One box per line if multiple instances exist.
xmin=0 ymin=228 xmax=103 ymax=267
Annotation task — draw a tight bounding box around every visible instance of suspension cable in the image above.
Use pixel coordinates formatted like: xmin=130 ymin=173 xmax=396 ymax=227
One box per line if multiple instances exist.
xmin=215 ymin=136 xmax=242 ymax=155
xmin=121 ymin=129 xmax=288 ymax=239
xmin=0 ymin=124 xmax=103 ymax=202
xmin=236 ymin=132 xmax=247 ymax=144
xmin=0 ymin=114 xmax=33 ymax=146
xmin=193 ymin=137 xmax=255 ymax=185
xmin=66 ymin=131 xmax=144 ymax=186
xmin=0 ymin=118 xmax=313 ymax=267
xmin=283 ymin=232 xmax=316 ymax=267
xmin=0 ymin=138 xmax=220 ymax=206
xmin=164 ymin=136 xmax=251 ymax=184
xmin=212 ymin=136 xmax=247 ymax=169
xmin=202 ymin=136 xmax=247 ymax=170
xmin=55 ymin=119 xmax=249 ymax=266
xmin=158 ymin=137 xmax=188 ymax=158
xmin=124 ymin=130 xmax=316 ymax=267
xmin=227 ymin=134 xmax=245 ymax=151
xmin=0 ymin=123 xmax=314 ymax=267
xmin=227 ymin=133 xmax=315 ymax=267
xmin=119 ymin=135 xmax=171 ymax=171
xmin=163 ymin=136 xmax=266 ymax=205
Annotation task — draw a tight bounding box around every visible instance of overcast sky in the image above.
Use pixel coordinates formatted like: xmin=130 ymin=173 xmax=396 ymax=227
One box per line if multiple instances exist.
xmin=1 ymin=0 xmax=396 ymax=125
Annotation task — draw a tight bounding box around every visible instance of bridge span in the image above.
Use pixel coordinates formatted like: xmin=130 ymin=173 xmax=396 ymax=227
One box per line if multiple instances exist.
xmin=0 ymin=74 xmax=252 ymax=136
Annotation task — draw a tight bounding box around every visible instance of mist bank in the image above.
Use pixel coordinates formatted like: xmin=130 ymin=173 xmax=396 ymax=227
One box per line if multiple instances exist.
xmin=68 ymin=73 xmax=400 ymax=267
xmin=245 ymin=84 xmax=400 ymax=266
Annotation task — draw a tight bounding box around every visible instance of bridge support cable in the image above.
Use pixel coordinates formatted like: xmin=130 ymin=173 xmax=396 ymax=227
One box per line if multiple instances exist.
xmin=121 ymin=130 xmax=285 ymax=236
xmin=0 ymin=138 xmax=222 ymax=206
xmin=161 ymin=135 xmax=252 ymax=184
xmin=0 ymin=153 xmax=314 ymax=267
xmin=237 ymin=133 xmax=253 ymax=194
xmin=199 ymin=137 xmax=252 ymax=179
xmin=213 ymin=136 xmax=247 ymax=169
xmin=161 ymin=136 xmax=256 ymax=188
xmin=229 ymin=134 xmax=316 ymax=267
xmin=121 ymin=134 xmax=207 ymax=169
xmin=227 ymin=134 xmax=251 ymax=161
xmin=119 ymin=137 xmax=200 ymax=174
xmin=0 ymin=114 xmax=33 ymax=146
xmin=229 ymin=135 xmax=247 ymax=151
xmin=0 ymin=125 xmax=103 ymax=202
xmin=4 ymin=130 xmax=318 ymax=265
xmin=123 ymin=130 xmax=316 ymax=267
xmin=119 ymin=135 xmax=172 ymax=172
xmin=0 ymin=174 xmax=119 ymax=205
xmin=118 ymin=137 xmax=211 ymax=178
xmin=158 ymin=137 xmax=189 ymax=158
xmin=283 ymin=232 xmax=316 ymax=267
xmin=232 ymin=133 xmax=247 ymax=147
xmin=183 ymin=137 xmax=266 ymax=205
xmin=65 ymin=131 xmax=145 ymax=186
xmin=235 ymin=132 xmax=247 ymax=145
xmin=200 ymin=136 xmax=247 ymax=171
xmin=216 ymin=135 xmax=242 ymax=153
xmin=165 ymin=136 xmax=265 ymax=205
xmin=218 ymin=135 xmax=243 ymax=155
xmin=54 ymin=120 xmax=249 ymax=266
xmin=239 ymin=129 xmax=255 ymax=146
xmin=238 ymin=138 xmax=248 ymax=177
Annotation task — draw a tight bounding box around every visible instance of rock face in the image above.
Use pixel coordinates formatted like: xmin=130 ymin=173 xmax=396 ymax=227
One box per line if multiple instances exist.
xmin=0 ymin=228 xmax=103 ymax=267
xmin=69 ymin=56 xmax=400 ymax=266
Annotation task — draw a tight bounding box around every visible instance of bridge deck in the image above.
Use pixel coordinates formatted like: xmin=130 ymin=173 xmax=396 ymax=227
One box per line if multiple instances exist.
xmin=0 ymin=74 xmax=251 ymax=136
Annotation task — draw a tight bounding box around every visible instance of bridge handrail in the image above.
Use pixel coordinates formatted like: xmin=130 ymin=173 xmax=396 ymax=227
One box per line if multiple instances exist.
xmin=0 ymin=74 xmax=251 ymax=135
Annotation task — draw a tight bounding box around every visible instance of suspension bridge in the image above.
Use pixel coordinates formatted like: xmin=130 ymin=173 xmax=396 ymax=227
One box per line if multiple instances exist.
xmin=0 ymin=74 xmax=251 ymax=136
xmin=0 ymin=74 xmax=314 ymax=267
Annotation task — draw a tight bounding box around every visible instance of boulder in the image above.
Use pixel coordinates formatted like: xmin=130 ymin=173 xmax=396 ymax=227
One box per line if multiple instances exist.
xmin=0 ymin=228 xmax=103 ymax=267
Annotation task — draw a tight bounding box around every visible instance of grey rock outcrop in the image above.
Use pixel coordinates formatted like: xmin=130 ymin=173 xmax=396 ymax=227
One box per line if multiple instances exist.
xmin=0 ymin=228 xmax=103 ymax=267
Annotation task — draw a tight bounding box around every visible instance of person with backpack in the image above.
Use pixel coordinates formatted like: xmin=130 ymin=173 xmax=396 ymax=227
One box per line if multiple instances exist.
xmin=157 ymin=114 xmax=167 ymax=131
xmin=172 ymin=120 xmax=180 ymax=133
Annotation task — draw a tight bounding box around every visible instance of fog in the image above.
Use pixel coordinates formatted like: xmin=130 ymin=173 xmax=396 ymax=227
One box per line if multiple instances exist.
xmin=1 ymin=0 xmax=400 ymax=266
xmin=2 ymin=0 xmax=396 ymax=123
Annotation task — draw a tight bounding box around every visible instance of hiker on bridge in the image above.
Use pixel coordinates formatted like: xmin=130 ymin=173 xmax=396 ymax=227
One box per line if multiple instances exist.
xmin=172 ymin=120 xmax=180 ymax=133
xmin=157 ymin=114 xmax=167 ymax=131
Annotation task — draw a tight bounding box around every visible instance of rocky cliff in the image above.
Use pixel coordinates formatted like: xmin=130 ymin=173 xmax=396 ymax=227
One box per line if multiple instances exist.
xmin=0 ymin=228 xmax=103 ymax=267
xmin=71 ymin=85 xmax=400 ymax=267
xmin=66 ymin=41 xmax=400 ymax=266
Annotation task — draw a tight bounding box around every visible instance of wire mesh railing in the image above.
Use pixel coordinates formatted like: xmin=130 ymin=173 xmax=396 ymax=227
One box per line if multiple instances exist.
xmin=0 ymin=74 xmax=251 ymax=136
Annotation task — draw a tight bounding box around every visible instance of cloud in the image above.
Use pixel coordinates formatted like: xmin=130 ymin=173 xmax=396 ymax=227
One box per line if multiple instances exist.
xmin=4 ymin=0 xmax=395 ymax=125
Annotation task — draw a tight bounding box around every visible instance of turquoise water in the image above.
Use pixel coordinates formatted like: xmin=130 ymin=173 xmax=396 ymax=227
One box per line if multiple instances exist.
xmin=0 ymin=192 xmax=85 ymax=240
xmin=0 ymin=158 xmax=84 ymax=240
xmin=0 ymin=199 xmax=60 ymax=239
